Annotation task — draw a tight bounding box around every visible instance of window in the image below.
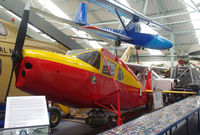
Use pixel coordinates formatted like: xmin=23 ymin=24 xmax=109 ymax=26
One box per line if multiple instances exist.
xmin=67 ymin=49 xmax=93 ymax=55
xmin=118 ymin=67 xmax=123 ymax=81
xmin=76 ymin=51 xmax=101 ymax=69
xmin=0 ymin=23 xmax=7 ymax=36
xmin=102 ymin=60 xmax=116 ymax=77
xmin=134 ymin=22 xmax=158 ymax=35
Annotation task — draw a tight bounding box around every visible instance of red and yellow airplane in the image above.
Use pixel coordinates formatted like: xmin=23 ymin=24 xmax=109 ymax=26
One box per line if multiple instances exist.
xmin=4 ymin=1 xmax=151 ymax=127
xmin=6 ymin=1 xmax=196 ymax=128
xmin=15 ymin=48 xmax=149 ymax=124
xmin=16 ymin=48 xmax=147 ymax=110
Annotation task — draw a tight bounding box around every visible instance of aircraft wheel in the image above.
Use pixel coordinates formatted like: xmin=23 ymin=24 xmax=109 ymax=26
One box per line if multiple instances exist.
xmin=85 ymin=116 xmax=112 ymax=127
xmin=115 ymin=39 xmax=121 ymax=46
xmin=135 ymin=46 xmax=141 ymax=50
xmin=49 ymin=107 xmax=61 ymax=128
xmin=0 ymin=112 xmax=5 ymax=128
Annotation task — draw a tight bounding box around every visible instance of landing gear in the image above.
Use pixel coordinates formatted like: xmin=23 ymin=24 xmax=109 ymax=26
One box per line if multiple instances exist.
xmin=85 ymin=108 xmax=112 ymax=127
xmin=135 ymin=46 xmax=141 ymax=50
xmin=49 ymin=107 xmax=61 ymax=128
xmin=115 ymin=39 xmax=121 ymax=46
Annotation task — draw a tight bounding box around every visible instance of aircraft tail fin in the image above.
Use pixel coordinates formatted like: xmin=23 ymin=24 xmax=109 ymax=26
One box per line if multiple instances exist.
xmin=74 ymin=2 xmax=88 ymax=24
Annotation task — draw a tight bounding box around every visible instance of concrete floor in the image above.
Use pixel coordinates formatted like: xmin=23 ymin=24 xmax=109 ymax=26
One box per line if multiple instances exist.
xmin=50 ymin=113 xmax=200 ymax=135
xmin=49 ymin=119 xmax=108 ymax=135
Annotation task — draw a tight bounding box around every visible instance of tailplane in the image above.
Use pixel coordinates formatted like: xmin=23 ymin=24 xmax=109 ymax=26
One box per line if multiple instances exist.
xmin=74 ymin=2 xmax=88 ymax=25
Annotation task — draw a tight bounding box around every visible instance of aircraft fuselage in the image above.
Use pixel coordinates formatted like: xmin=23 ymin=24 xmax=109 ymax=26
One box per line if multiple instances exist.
xmin=15 ymin=49 xmax=148 ymax=110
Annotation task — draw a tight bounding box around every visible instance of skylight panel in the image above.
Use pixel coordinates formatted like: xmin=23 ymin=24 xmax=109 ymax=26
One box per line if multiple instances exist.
xmin=183 ymin=0 xmax=200 ymax=43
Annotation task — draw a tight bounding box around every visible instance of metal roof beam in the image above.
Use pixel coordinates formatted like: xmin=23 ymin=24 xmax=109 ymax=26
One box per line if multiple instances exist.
xmin=162 ymin=28 xmax=200 ymax=35
xmin=157 ymin=0 xmax=165 ymax=23
xmin=143 ymin=0 xmax=149 ymax=14
xmin=163 ymin=19 xmax=192 ymax=25
xmin=190 ymin=0 xmax=200 ymax=12
xmin=90 ymin=10 xmax=197 ymax=26
xmin=153 ymin=0 xmax=160 ymax=17
xmin=0 ymin=0 xmax=83 ymax=50
xmin=152 ymin=10 xmax=196 ymax=20
xmin=178 ymin=0 xmax=198 ymax=12
xmin=174 ymin=42 xmax=199 ymax=46
xmin=174 ymin=35 xmax=184 ymax=53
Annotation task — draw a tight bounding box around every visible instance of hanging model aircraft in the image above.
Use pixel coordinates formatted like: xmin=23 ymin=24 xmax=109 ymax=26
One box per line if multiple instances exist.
xmin=32 ymin=0 xmax=173 ymax=50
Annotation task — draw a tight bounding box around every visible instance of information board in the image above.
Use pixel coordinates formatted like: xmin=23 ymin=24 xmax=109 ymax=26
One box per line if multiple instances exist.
xmin=4 ymin=96 xmax=49 ymax=128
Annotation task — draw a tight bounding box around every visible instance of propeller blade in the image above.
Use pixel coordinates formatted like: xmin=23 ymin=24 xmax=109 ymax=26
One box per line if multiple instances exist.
xmin=13 ymin=1 xmax=30 ymax=65
xmin=4 ymin=1 xmax=30 ymax=102
xmin=188 ymin=50 xmax=200 ymax=56
xmin=191 ymin=57 xmax=200 ymax=61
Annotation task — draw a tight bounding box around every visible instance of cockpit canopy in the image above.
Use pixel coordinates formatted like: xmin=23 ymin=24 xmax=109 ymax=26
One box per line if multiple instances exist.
xmin=67 ymin=49 xmax=101 ymax=69
xmin=134 ymin=22 xmax=158 ymax=35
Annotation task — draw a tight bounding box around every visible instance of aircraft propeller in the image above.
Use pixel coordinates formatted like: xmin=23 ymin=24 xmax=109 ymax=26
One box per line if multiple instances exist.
xmin=4 ymin=1 xmax=30 ymax=102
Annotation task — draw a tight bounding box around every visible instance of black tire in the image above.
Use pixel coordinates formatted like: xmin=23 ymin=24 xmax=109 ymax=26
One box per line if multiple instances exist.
xmin=0 ymin=111 xmax=5 ymax=128
xmin=135 ymin=46 xmax=141 ymax=50
xmin=115 ymin=40 xmax=121 ymax=46
xmin=49 ymin=107 xmax=61 ymax=128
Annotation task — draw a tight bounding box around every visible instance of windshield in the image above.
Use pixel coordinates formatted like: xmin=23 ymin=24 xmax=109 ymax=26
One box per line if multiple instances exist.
xmin=76 ymin=51 xmax=101 ymax=69
xmin=135 ymin=22 xmax=158 ymax=35
xmin=0 ymin=22 xmax=7 ymax=36
xmin=66 ymin=49 xmax=96 ymax=55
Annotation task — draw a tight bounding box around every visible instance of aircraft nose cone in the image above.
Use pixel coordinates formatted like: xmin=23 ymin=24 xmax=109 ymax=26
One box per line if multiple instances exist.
xmin=145 ymin=34 xmax=173 ymax=49
xmin=156 ymin=34 xmax=173 ymax=49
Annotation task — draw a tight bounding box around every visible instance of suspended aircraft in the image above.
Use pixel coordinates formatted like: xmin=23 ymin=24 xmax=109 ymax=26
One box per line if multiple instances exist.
xmin=32 ymin=0 xmax=173 ymax=50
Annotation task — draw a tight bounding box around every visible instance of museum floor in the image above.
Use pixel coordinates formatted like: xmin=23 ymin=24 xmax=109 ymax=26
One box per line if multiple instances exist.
xmin=50 ymin=113 xmax=200 ymax=135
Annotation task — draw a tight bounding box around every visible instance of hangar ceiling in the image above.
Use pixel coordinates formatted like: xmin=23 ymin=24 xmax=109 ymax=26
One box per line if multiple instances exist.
xmin=0 ymin=0 xmax=200 ymax=62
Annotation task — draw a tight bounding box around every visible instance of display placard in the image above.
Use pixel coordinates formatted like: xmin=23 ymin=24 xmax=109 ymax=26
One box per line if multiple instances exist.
xmin=4 ymin=96 xmax=49 ymax=128
xmin=153 ymin=90 xmax=164 ymax=110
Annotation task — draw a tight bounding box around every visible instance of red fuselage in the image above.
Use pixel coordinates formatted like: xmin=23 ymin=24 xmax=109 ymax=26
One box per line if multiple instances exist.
xmin=15 ymin=49 xmax=147 ymax=110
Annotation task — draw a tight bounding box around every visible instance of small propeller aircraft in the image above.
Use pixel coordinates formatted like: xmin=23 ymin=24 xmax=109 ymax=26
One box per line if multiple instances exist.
xmin=32 ymin=0 xmax=173 ymax=50
xmin=5 ymin=0 xmax=183 ymax=128
xmin=5 ymin=1 xmax=153 ymax=127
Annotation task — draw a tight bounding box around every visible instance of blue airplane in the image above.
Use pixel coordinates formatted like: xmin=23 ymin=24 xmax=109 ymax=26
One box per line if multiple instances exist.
xmin=33 ymin=0 xmax=173 ymax=50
